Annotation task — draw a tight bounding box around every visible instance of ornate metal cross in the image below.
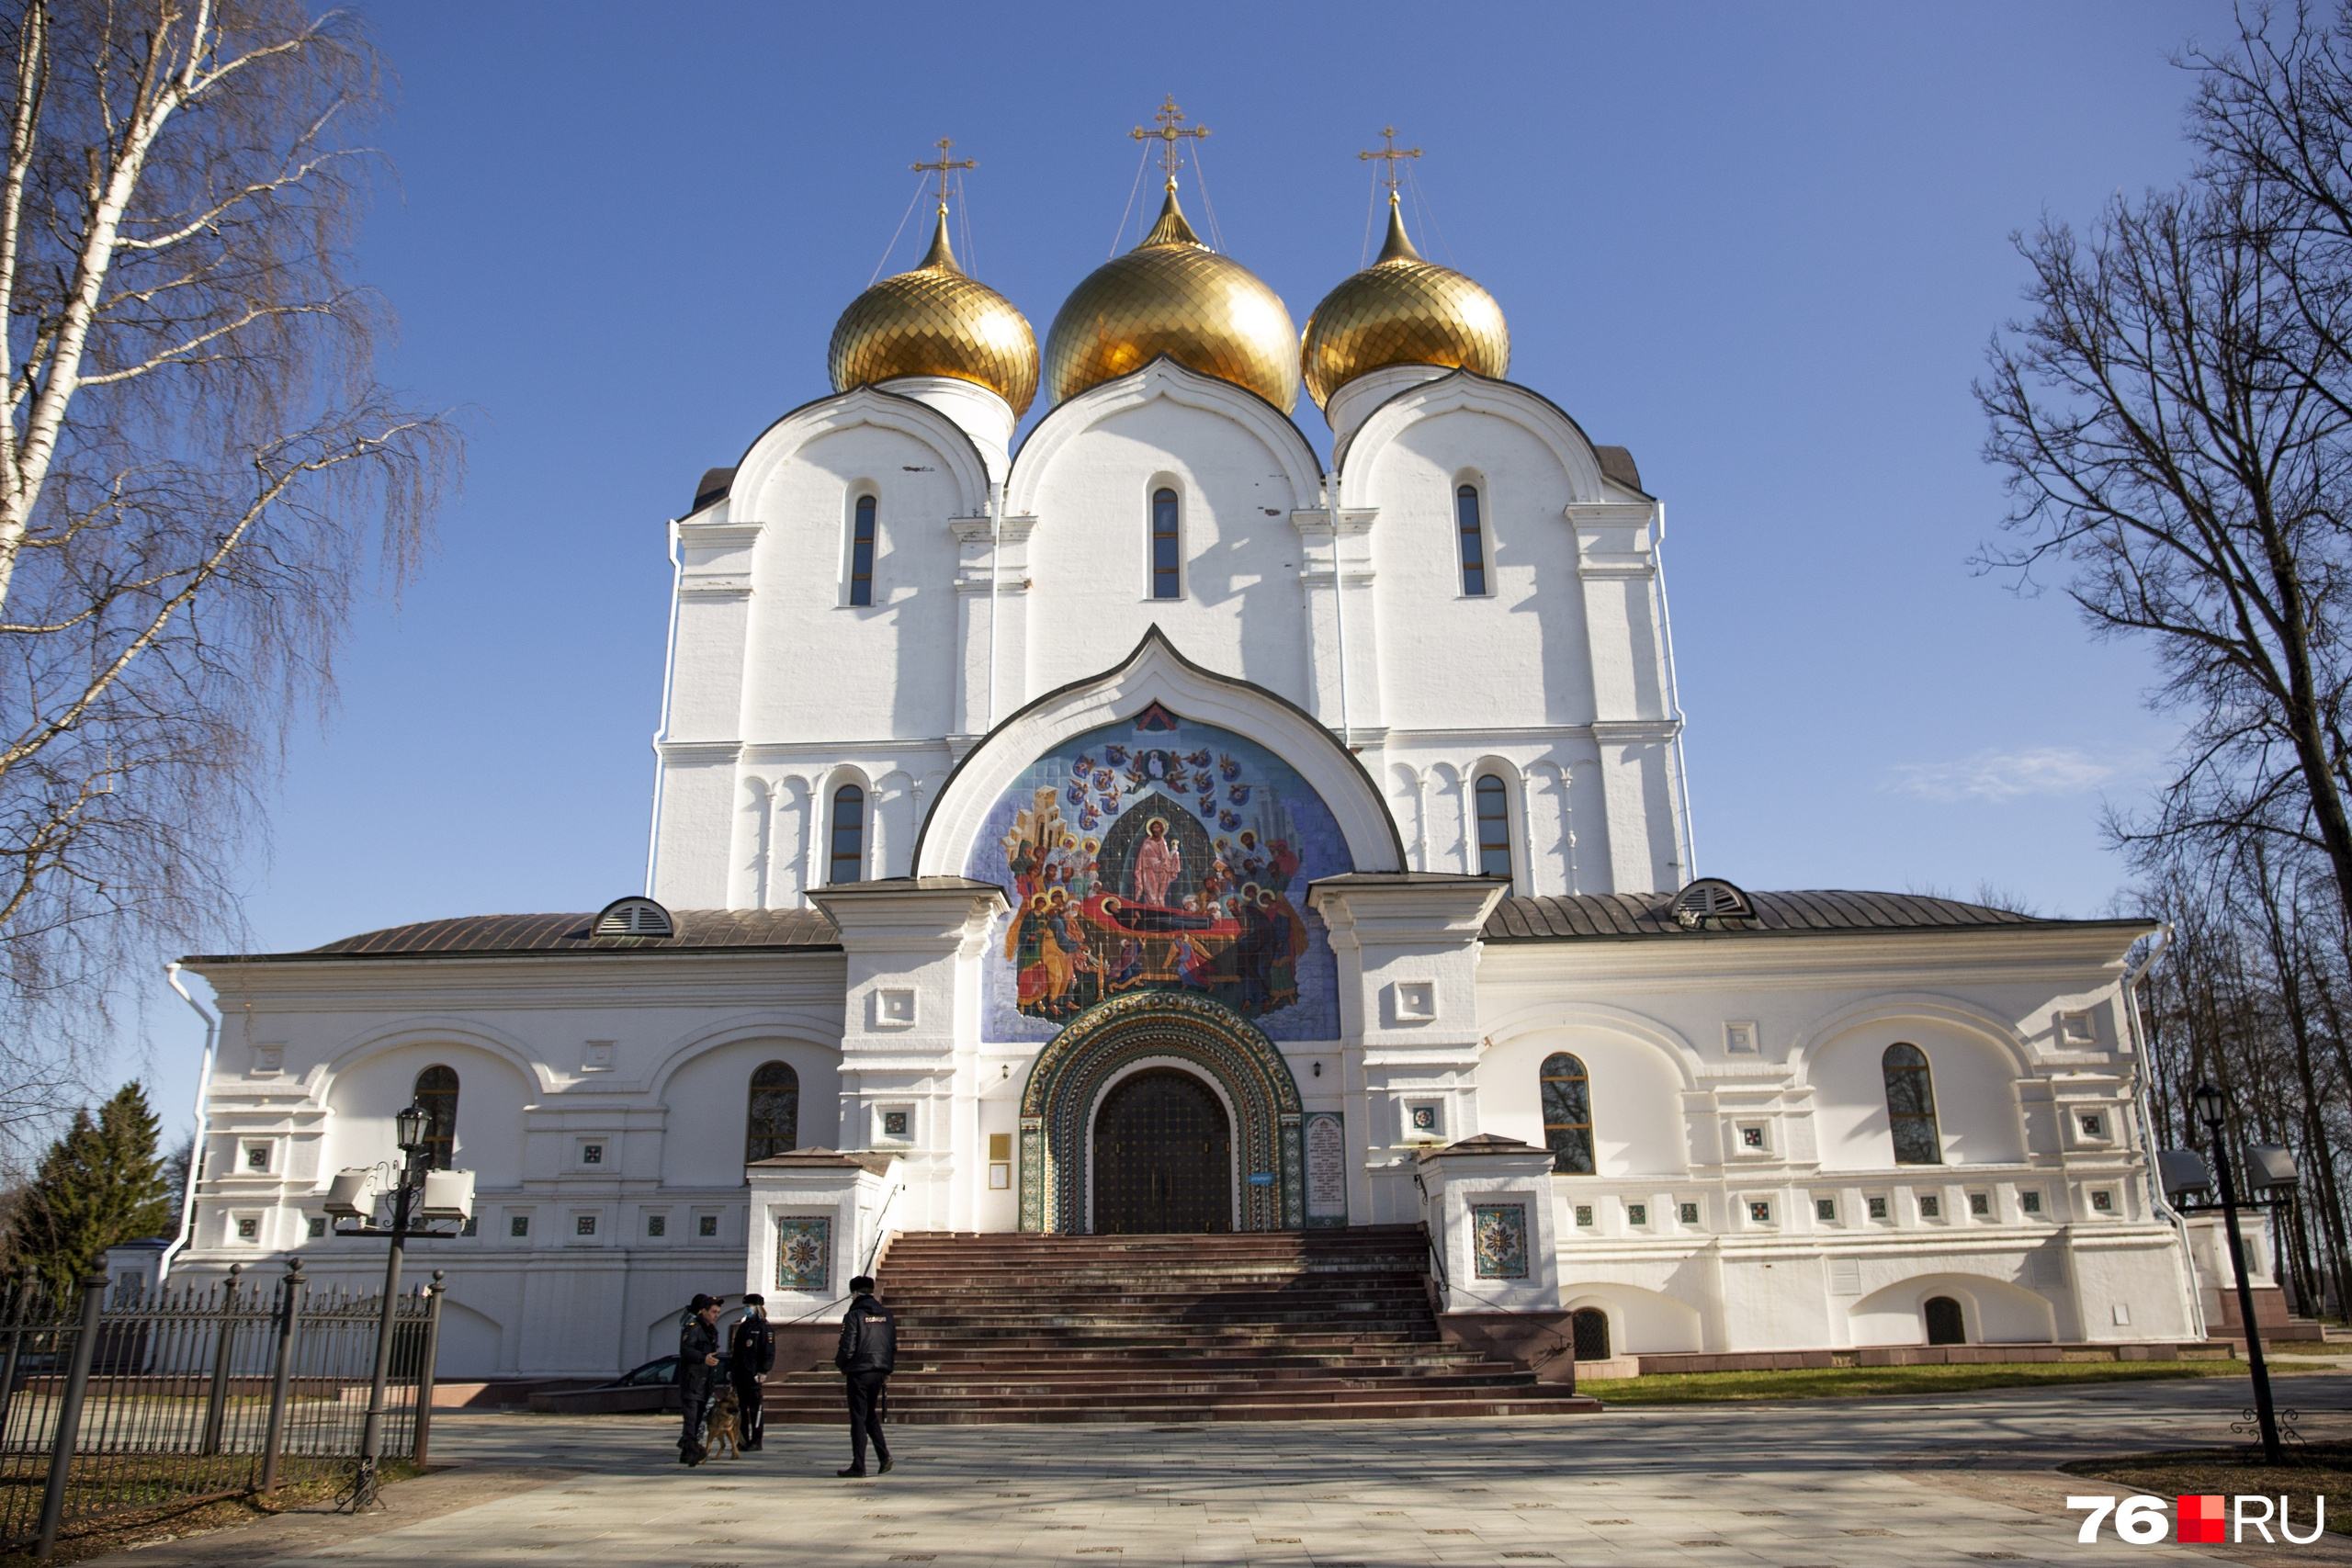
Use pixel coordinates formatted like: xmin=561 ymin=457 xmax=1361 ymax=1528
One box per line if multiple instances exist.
xmin=911 ymin=137 xmax=977 ymax=207
xmin=1359 ymin=125 xmax=1421 ymax=193
xmin=1133 ymin=95 xmax=1210 ymax=185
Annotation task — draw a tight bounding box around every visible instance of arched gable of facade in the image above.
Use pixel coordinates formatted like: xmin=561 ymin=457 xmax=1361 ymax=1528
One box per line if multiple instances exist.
xmin=1784 ymin=994 xmax=2039 ymax=1085
xmin=318 ymin=1018 xmax=556 ymax=1099
xmin=1792 ymin=996 xmax=2036 ymax=1170
xmin=726 ymin=385 xmax=991 ymax=524
xmin=1004 ymin=356 xmax=1321 ymax=519
xmin=1334 ymin=369 xmax=1612 ymax=508
xmin=911 ymin=626 xmax=1405 ymax=877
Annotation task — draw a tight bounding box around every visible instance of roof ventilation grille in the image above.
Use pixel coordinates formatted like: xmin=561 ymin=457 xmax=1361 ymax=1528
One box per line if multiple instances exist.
xmin=594 ymin=897 xmax=675 ymax=939
xmin=1670 ymin=878 xmax=1755 ymax=930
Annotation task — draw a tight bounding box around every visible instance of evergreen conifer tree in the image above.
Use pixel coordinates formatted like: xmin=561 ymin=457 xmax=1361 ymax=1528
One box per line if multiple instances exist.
xmin=9 ymin=1083 xmax=173 ymax=1298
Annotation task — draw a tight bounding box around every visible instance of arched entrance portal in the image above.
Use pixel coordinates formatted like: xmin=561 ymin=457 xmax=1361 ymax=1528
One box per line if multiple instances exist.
xmin=1020 ymin=991 xmax=1305 ymax=1233
xmin=1092 ymin=1068 xmax=1233 ymax=1234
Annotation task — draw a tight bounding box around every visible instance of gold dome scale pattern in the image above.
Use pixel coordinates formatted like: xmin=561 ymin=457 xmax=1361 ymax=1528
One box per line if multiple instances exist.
xmin=1300 ymin=197 xmax=1510 ymax=414
xmin=830 ymin=211 xmax=1039 ymax=416
xmin=1043 ymin=188 xmax=1301 ymax=412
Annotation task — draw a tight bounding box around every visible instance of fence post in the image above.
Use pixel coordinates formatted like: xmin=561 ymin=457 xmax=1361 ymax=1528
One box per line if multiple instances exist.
xmin=260 ymin=1259 xmax=304 ymax=1495
xmin=413 ymin=1272 xmax=445 ymax=1468
xmin=34 ymin=1275 xmax=106 ymax=1560
xmin=198 ymin=1264 xmax=242 ymax=1457
xmin=0 ymin=1279 xmax=26 ymax=1444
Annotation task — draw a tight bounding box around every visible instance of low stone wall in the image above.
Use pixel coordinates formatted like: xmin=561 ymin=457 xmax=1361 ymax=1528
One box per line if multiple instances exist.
xmin=1631 ymin=1341 xmax=2234 ymax=1377
xmin=1435 ymin=1312 xmax=1577 ymax=1384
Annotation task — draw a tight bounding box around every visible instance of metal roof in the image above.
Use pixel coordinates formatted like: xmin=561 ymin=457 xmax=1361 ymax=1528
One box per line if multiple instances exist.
xmin=189 ymin=908 xmax=839 ymax=964
xmin=187 ymin=887 xmax=2143 ymax=966
xmin=1482 ymin=889 xmax=2145 ymax=941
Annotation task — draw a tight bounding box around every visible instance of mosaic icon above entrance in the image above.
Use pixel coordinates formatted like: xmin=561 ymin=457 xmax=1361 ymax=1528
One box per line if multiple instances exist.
xmin=967 ymin=703 xmax=1350 ymax=1041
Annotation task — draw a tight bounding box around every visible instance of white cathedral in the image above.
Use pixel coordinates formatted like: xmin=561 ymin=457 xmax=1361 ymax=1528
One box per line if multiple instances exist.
xmin=168 ymin=121 xmax=2220 ymax=1383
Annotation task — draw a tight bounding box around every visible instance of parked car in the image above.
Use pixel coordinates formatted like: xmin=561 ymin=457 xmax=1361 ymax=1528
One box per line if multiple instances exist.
xmin=600 ymin=1352 xmax=730 ymax=1389
xmin=606 ymin=1355 xmax=677 ymax=1388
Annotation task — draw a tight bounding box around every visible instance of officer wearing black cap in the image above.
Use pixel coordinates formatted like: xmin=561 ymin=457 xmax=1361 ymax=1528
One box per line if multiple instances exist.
xmin=728 ymin=1293 xmax=776 ymax=1451
xmin=833 ymin=1275 xmax=896 ymax=1476
xmin=676 ymin=1292 xmax=723 ymax=1465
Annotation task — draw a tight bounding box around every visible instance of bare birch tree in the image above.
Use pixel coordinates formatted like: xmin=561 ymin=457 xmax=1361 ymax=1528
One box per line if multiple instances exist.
xmin=0 ymin=0 xmax=457 ymax=1113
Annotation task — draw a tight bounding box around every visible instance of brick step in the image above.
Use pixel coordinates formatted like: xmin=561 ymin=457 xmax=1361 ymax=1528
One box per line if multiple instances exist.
xmin=764 ymin=1393 xmax=1600 ymax=1427
xmin=906 ymin=1350 xmax=1490 ymax=1371
xmin=783 ymin=1361 xmax=1533 ymax=1390
xmin=847 ymin=1227 xmax=1589 ymax=1426
xmin=896 ymin=1315 xmax=1431 ymax=1335
xmin=897 ymin=1333 xmax=1439 ymax=1353
xmin=763 ymin=1385 xmax=1558 ymax=1415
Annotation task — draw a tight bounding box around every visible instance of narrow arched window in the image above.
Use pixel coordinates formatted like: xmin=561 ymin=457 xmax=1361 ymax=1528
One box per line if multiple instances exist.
xmin=1570 ymin=1306 xmax=1611 ymax=1361
xmin=829 ymin=784 xmax=865 ymax=885
xmin=1541 ymin=1052 xmax=1594 ymax=1174
xmin=1457 ymin=484 xmax=1487 ymax=596
xmin=1476 ymin=774 xmax=1513 ymax=880
xmin=1883 ymin=1043 xmax=1942 ymax=1166
xmin=413 ymin=1066 xmax=458 ymax=1171
xmin=746 ymin=1061 xmax=800 ymax=1163
xmin=848 ymin=494 xmax=876 ymax=606
xmin=1151 ymin=488 xmax=1181 ymax=599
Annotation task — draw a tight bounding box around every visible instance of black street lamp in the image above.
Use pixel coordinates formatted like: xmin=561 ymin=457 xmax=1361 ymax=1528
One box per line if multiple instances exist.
xmin=2191 ymin=1081 xmax=2281 ymax=1463
xmin=335 ymin=1102 xmax=454 ymax=1509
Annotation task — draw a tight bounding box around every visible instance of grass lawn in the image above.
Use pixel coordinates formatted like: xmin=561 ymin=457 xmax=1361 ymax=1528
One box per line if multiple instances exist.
xmin=0 ymin=1460 xmax=424 ymax=1566
xmin=1575 ymin=1358 xmax=2291 ymax=1405
xmin=2063 ymin=1441 xmax=2352 ymax=1534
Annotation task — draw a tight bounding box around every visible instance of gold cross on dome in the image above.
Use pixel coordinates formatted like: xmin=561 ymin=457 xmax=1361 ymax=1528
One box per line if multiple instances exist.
xmin=1133 ymin=95 xmax=1210 ymax=187
xmin=911 ymin=137 xmax=977 ymax=209
xmin=1359 ymin=125 xmax=1421 ymax=193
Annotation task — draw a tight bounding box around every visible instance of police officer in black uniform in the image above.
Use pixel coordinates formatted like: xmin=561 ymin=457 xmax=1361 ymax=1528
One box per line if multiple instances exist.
xmin=833 ymin=1275 xmax=896 ymax=1476
xmin=676 ymin=1293 xmax=723 ymax=1465
xmin=728 ymin=1292 xmax=776 ymax=1451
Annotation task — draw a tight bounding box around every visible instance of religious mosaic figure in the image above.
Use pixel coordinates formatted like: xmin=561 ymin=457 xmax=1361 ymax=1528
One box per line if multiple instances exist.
xmin=1134 ymin=818 xmax=1182 ymax=908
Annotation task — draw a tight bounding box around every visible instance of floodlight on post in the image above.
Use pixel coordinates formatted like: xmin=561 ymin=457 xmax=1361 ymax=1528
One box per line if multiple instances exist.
xmin=2190 ymin=1081 xmax=2280 ymax=1463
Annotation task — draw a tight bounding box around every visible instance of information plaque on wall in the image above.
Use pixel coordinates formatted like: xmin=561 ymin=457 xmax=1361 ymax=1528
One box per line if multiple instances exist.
xmin=1305 ymin=1111 xmax=1346 ymax=1224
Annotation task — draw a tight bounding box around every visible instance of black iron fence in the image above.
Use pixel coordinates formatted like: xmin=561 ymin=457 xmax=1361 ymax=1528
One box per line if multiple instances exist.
xmin=0 ymin=1260 xmax=443 ymax=1557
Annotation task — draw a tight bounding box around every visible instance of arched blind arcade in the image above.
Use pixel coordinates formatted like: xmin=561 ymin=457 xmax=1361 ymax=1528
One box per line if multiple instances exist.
xmin=413 ymin=1065 xmax=458 ymax=1171
xmin=746 ymin=1061 xmax=800 ymax=1163
xmin=1882 ymin=1043 xmax=1942 ymax=1166
xmin=1541 ymin=1052 xmax=1594 ymax=1174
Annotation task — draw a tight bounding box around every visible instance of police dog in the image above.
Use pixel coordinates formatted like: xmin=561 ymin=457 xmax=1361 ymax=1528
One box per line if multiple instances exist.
xmin=705 ymin=1384 xmax=743 ymax=1461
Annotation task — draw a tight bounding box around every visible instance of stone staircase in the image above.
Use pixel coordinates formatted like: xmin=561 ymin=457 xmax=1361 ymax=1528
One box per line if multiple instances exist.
xmin=760 ymin=1225 xmax=1599 ymax=1425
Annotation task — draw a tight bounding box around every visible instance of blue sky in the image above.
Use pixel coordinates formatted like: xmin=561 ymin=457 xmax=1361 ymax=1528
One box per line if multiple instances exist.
xmin=120 ymin=1 xmax=2227 ymax=1131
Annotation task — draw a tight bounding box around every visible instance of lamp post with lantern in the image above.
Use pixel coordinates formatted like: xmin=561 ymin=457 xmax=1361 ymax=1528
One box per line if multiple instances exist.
xmin=2190 ymin=1081 xmax=2282 ymax=1463
xmin=330 ymin=1102 xmax=469 ymax=1509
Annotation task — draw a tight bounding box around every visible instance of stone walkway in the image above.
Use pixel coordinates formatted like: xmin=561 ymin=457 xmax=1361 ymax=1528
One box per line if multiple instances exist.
xmin=89 ymin=1373 xmax=2352 ymax=1568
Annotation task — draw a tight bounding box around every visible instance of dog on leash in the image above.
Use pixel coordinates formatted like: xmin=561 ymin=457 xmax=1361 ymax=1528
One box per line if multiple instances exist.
xmin=705 ymin=1384 xmax=743 ymax=1460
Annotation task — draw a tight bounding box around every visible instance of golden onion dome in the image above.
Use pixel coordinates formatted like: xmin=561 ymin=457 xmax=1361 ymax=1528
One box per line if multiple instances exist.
xmin=1043 ymin=187 xmax=1300 ymax=412
xmin=829 ymin=210 xmax=1039 ymax=416
xmin=1300 ymin=196 xmax=1510 ymax=414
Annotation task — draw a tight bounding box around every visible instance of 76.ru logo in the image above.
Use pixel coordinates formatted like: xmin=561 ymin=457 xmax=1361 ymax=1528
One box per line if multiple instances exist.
xmin=2068 ymin=1494 xmax=2326 ymax=1545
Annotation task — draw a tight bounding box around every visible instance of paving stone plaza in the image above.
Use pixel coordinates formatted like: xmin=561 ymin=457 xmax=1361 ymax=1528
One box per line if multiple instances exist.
xmin=89 ymin=1374 xmax=2352 ymax=1568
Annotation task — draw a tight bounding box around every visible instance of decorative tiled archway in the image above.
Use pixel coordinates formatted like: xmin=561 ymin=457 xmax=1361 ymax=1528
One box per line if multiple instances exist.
xmin=1019 ymin=992 xmax=1304 ymax=1233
